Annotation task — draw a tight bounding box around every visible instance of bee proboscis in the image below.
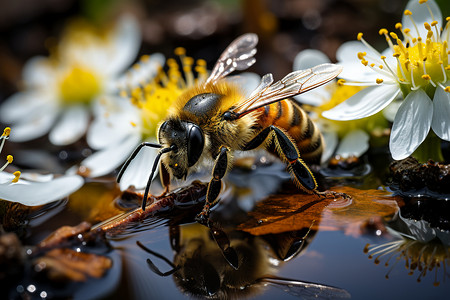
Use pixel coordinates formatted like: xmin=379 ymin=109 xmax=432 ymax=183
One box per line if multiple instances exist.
xmin=117 ymin=33 xmax=343 ymax=223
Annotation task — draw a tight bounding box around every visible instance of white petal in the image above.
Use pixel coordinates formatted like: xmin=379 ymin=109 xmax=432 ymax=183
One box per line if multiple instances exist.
xmin=431 ymin=84 xmax=450 ymax=141
xmin=402 ymin=0 xmax=442 ymax=39
xmin=49 ymin=106 xmax=90 ymax=145
xmin=382 ymin=100 xmax=402 ymax=122
xmin=0 ymin=92 xmax=50 ymax=123
xmin=336 ymin=41 xmax=394 ymax=83
xmin=390 ymin=89 xmax=433 ymax=160
xmin=322 ymin=84 xmax=400 ymax=120
xmin=118 ymin=138 xmax=159 ymax=191
xmin=293 ymin=83 xmax=333 ymax=106
xmin=87 ymin=98 xmax=139 ymax=150
xmin=321 ymin=130 xmax=338 ymax=163
xmin=0 ymin=175 xmax=84 ymax=206
xmin=8 ymin=106 xmax=59 ymax=142
xmin=104 ymin=15 xmax=141 ymax=76
xmin=19 ymin=172 xmax=54 ymax=182
xmin=337 ymin=41 xmax=371 ymax=63
xmin=81 ymin=134 xmax=141 ymax=177
xmin=225 ymin=72 xmax=261 ymax=97
xmin=293 ymin=49 xmax=330 ymax=70
xmin=115 ymin=53 xmax=165 ymax=91
xmin=22 ymin=56 xmax=57 ymax=88
xmin=335 ymin=129 xmax=369 ymax=158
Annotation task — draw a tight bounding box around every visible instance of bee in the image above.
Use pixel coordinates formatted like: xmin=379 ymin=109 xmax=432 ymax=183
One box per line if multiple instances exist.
xmin=117 ymin=33 xmax=343 ymax=223
xmin=137 ymin=223 xmax=350 ymax=299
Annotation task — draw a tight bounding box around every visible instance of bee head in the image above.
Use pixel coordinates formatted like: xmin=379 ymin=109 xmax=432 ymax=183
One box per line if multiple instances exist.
xmin=158 ymin=119 xmax=204 ymax=179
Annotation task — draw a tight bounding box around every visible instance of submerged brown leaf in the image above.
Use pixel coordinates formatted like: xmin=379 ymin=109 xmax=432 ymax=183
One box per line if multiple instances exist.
xmin=320 ymin=186 xmax=403 ymax=232
xmin=33 ymin=248 xmax=112 ymax=282
xmin=237 ymin=191 xmax=333 ymax=236
xmin=238 ymin=187 xmax=403 ymax=236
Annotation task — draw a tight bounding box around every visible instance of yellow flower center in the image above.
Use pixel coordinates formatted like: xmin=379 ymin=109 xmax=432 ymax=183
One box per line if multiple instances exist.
xmin=123 ymin=51 xmax=208 ymax=139
xmin=395 ymin=40 xmax=449 ymax=89
xmin=59 ymin=66 xmax=101 ymax=105
xmin=137 ymin=84 xmax=183 ymax=138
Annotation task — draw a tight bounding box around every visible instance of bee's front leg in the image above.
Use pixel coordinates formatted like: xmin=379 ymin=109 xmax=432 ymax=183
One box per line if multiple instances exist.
xmin=196 ymin=146 xmax=229 ymax=225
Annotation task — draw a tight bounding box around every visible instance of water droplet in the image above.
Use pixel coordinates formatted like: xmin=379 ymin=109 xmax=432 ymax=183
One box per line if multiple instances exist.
xmin=16 ymin=285 xmax=24 ymax=293
xmin=40 ymin=291 xmax=48 ymax=298
xmin=27 ymin=285 xmax=36 ymax=293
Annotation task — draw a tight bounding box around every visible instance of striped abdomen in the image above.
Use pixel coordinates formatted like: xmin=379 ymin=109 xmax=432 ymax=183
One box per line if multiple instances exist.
xmin=255 ymin=99 xmax=323 ymax=164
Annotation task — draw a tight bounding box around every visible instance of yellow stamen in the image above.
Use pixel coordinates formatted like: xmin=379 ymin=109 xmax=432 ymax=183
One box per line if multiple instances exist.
xmin=337 ymin=79 xmax=346 ymax=86
xmin=357 ymin=32 xmax=363 ymax=41
xmin=140 ymin=55 xmax=150 ymax=62
xmin=404 ymin=10 xmax=412 ymax=16
xmin=2 ymin=127 xmax=11 ymax=138
xmin=379 ymin=28 xmax=388 ymax=35
xmin=7 ymin=155 xmax=13 ymax=163
xmin=130 ymin=121 xmax=137 ymax=127
xmin=422 ymin=74 xmax=431 ymax=80
xmin=424 ymin=22 xmax=431 ymax=31
xmin=444 ymin=87 xmax=450 ymax=92
xmin=376 ymin=78 xmax=384 ymax=84
xmin=174 ymin=47 xmax=186 ymax=56
xmin=12 ymin=171 xmax=21 ymax=183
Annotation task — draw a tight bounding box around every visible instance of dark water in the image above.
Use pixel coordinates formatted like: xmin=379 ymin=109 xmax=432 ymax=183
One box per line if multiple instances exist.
xmin=3 ymin=156 xmax=449 ymax=300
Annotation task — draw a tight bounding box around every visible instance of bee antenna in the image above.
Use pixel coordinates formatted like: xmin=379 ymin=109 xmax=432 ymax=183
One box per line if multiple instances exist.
xmin=141 ymin=145 xmax=176 ymax=211
xmin=136 ymin=241 xmax=180 ymax=276
xmin=117 ymin=142 xmax=163 ymax=183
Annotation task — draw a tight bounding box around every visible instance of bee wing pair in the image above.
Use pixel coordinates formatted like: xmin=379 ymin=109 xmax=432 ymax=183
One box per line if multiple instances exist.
xmin=205 ymin=33 xmax=342 ymax=119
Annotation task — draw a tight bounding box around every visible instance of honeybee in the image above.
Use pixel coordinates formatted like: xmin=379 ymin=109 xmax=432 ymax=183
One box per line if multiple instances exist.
xmin=137 ymin=223 xmax=350 ymax=299
xmin=117 ymin=33 xmax=343 ymax=223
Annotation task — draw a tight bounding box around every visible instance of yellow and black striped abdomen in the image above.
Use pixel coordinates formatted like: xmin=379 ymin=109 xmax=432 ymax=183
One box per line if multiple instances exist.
xmin=256 ymin=99 xmax=323 ymax=164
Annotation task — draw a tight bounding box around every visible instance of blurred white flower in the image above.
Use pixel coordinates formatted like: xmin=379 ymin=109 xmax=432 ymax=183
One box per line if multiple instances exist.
xmin=0 ymin=128 xmax=83 ymax=206
xmin=322 ymin=0 xmax=450 ymax=162
xmin=293 ymin=50 xmax=389 ymax=163
xmin=80 ymin=48 xmax=260 ymax=191
xmin=0 ymin=15 xmax=141 ymax=146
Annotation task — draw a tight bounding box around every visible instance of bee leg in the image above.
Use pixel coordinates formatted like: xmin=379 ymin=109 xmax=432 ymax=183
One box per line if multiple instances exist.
xmin=196 ymin=146 xmax=229 ymax=225
xmin=159 ymin=162 xmax=171 ymax=196
xmin=243 ymin=125 xmax=317 ymax=192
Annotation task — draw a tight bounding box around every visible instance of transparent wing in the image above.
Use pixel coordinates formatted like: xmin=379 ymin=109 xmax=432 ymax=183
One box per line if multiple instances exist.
xmin=231 ymin=63 xmax=343 ymax=118
xmin=204 ymin=33 xmax=258 ymax=86
xmin=261 ymin=277 xmax=351 ymax=300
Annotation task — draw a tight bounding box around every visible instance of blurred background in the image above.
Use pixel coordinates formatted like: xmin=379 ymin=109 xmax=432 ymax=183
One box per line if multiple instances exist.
xmin=2 ymin=0 xmax=449 ymax=103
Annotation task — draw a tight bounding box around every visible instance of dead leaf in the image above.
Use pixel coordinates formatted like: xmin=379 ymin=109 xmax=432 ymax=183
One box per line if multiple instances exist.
xmin=238 ymin=187 xmax=403 ymax=236
xmin=37 ymin=222 xmax=92 ymax=250
xmin=237 ymin=192 xmax=332 ymax=235
xmin=320 ymin=186 xmax=403 ymax=232
xmin=33 ymin=248 xmax=112 ymax=282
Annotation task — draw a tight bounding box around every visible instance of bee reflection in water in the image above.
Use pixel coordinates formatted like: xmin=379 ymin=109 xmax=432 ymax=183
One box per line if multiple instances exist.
xmin=137 ymin=223 xmax=350 ymax=299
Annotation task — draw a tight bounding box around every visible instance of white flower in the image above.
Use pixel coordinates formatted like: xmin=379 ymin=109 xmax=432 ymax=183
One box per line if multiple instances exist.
xmin=322 ymin=0 xmax=450 ymax=161
xmin=0 ymin=15 xmax=141 ymax=146
xmin=293 ymin=49 xmax=377 ymax=163
xmin=0 ymin=128 xmax=83 ymax=206
xmin=80 ymin=49 xmax=260 ymax=191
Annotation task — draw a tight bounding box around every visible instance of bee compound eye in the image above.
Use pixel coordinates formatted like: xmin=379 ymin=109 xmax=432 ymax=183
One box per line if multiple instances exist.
xmin=186 ymin=123 xmax=204 ymax=167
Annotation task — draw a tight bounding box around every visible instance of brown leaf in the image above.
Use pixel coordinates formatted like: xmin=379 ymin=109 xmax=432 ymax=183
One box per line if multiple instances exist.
xmin=237 ymin=192 xmax=332 ymax=236
xmin=238 ymin=187 xmax=403 ymax=236
xmin=33 ymin=248 xmax=112 ymax=282
xmin=320 ymin=186 xmax=403 ymax=232
xmin=37 ymin=222 xmax=92 ymax=250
